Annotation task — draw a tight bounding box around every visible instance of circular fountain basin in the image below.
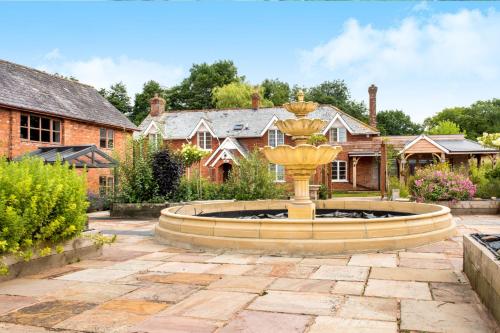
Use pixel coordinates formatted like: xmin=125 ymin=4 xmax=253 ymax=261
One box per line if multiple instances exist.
xmin=155 ymin=200 xmax=455 ymax=255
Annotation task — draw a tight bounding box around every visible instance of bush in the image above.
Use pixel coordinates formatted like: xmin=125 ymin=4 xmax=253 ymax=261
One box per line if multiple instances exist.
xmin=0 ymin=157 xmax=88 ymax=269
xmin=388 ymin=176 xmax=409 ymax=198
xmin=318 ymin=184 xmax=329 ymax=200
xmin=87 ymin=192 xmax=111 ymax=212
xmin=470 ymin=162 xmax=500 ymax=199
xmin=152 ymin=149 xmax=184 ymax=197
xmin=171 ymin=171 xmax=223 ymax=202
xmin=410 ymin=163 xmax=476 ymax=202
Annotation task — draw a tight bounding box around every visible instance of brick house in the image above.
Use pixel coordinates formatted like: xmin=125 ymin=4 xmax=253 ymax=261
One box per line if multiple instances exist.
xmin=0 ymin=60 xmax=137 ymax=194
xmin=139 ymin=86 xmax=498 ymax=193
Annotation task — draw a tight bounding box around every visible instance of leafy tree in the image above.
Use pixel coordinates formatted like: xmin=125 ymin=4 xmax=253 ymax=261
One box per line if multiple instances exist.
xmin=376 ymin=110 xmax=423 ymax=135
xmin=152 ymin=149 xmax=184 ymax=197
xmin=261 ymin=79 xmax=291 ymax=106
xmin=53 ymin=73 xmax=78 ymax=81
xmin=424 ymin=99 xmax=500 ymax=140
xmin=212 ymin=82 xmax=273 ymax=109
xmin=427 ymin=120 xmax=464 ymax=135
xmin=477 ymin=132 xmax=500 ymax=149
xmin=99 ymin=82 xmax=132 ymax=116
xmin=167 ymin=60 xmax=242 ymax=110
xmin=132 ymin=81 xmax=166 ymax=125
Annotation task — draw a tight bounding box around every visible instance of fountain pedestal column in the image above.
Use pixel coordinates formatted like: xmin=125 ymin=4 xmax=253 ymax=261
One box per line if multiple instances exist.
xmin=287 ymin=168 xmax=316 ymax=220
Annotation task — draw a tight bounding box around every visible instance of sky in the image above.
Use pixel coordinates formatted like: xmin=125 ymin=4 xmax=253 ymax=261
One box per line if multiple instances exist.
xmin=1 ymin=1 xmax=499 ymax=122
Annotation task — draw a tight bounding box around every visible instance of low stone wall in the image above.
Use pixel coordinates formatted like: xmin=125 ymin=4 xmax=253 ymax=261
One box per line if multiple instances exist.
xmin=437 ymin=200 xmax=499 ymax=215
xmin=0 ymin=231 xmax=102 ymax=282
xmin=463 ymin=235 xmax=500 ymax=323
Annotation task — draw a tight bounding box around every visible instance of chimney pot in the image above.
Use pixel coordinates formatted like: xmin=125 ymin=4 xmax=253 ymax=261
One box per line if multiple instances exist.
xmin=368 ymin=84 xmax=378 ymax=128
xmin=150 ymin=93 xmax=166 ymax=117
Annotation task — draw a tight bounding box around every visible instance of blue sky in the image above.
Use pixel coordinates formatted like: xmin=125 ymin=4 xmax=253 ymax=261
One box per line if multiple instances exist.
xmin=1 ymin=1 xmax=499 ymax=122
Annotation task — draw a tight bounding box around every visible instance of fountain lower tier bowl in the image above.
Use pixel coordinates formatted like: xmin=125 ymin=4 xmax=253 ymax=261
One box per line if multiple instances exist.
xmin=261 ymin=144 xmax=342 ymax=168
xmin=156 ymin=200 xmax=455 ymax=255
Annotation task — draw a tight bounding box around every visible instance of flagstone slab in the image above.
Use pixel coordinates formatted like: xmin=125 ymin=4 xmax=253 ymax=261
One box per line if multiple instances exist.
xmin=44 ymin=282 xmax=138 ymax=303
xmin=138 ymin=273 xmax=222 ymax=286
xmin=0 ymin=295 xmax=38 ymax=315
xmin=364 ymin=279 xmax=432 ymax=300
xmin=26 ymin=265 xmax=82 ymax=279
xmin=400 ymin=299 xmax=495 ymax=333
xmin=0 ymin=323 xmax=70 ymax=333
xmin=99 ymin=299 xmax=167 ymax=315
xmin=150 ymin=262 xmax=220 ymax=274
xmin=308 ymin=316 xmax=397 ymax=333
xmin=207 ymin=254 xmax=259 ymax=265
xmin=69 ymin=259 xmax=118 ymax=269
xmin=119 ymin=283 xmax=200 ymax=303
xmin=207 ymin=275 xmax=275 ymax=294
xmin=0 ymin=300 xmax=96 ymax=327
xmin=311 ymin=265 xmax=369 ymax=282
xmin=300 ymin=258 xmax=349 ymax=266
xmin=166 ymin=253 xmax=217 ymax=263
xmin=269 ymin=278 xmax=334 ymax=293
xmin=331 ymin=281 xmax=365 ymax=295
xmin=247 ymin=290 xmax=341 ymax=315
xmin=399 ymin=257 xmax=453 ymax=270
xmin=337 ymin=296 xmax=398 ymax=321
xmin=369 ymin=267 xmax=459 ymax=282
xmin=103 ymin=259 xmax=163 ymax=272
xmin=398 ymin=252 xmax=447 ymax=259
xmin=246 ymin=264 xmax=316 ymax=278
xmin=348 ymin=254 xmax=397 ymax=268
xmin=121 ymin=243 xmax=170 ymax=252
xmin=160 ymin=290 xmax=256 ymax=320
xmin=219 ymin=310 xmax=311 ymax=333
xmin=0 ymin=278 xmax=76 ymax=297
xmin=134 ymin=252 xmax=178 ymax=261
xmin=54 ymin=308 xmax=148 ymax=333
xmin=97 ymin=247 xmax=149 ymax=261
xmin=55 ymin=268 xmax=135 ymax=283
xmin=129 ymin=315 xmax=219 ymax=333
xmin=256 ymin=256 xmax=303 ymax=264
xmin=430 ymin=282 xmax=479 ymax=303
xmin=207 ymin=264 xmax=256 ymax=276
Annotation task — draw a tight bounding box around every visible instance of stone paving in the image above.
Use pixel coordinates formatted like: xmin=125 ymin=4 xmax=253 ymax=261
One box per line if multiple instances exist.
xmin=0 ymin=214 xmax=498 ymax=332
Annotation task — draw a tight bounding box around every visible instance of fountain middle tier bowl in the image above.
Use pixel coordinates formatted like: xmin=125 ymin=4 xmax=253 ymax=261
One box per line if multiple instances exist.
xmin=275 ymin=118 xmax=327 ymax=137
xmin=261 ymin=144 xmax=342 ymax=167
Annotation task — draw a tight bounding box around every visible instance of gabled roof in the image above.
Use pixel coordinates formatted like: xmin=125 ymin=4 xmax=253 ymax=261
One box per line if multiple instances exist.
xmin=138 ymin=105 xmax=378 ymax=140
xmin=0 ymin=59 xmax=137 ymax=131
xmin=204 ymin=137 xmax=248 ymax=167
xmin=400 ymin=134 xmax=450 ymax=154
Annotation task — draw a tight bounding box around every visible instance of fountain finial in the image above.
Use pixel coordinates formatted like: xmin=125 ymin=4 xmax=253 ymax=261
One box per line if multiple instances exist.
xmin=297 ymin=89 xmax=305 ymax=102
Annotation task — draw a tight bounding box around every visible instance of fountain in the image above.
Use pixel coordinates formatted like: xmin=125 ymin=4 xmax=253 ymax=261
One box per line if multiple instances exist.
xmin=156 ymin=92 xmax=456 ymax=255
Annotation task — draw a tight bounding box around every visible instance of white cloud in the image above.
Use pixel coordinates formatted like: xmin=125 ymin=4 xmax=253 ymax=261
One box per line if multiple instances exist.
xmin=44 ymin=48 xmax=62 ymax=60
xmin=38 ymin=55 xmax=184 ymax=98
xmin=300 ymin=9 xmax=500 ymax=122
xmin=412 ymin=1 xmax=430 ymax=12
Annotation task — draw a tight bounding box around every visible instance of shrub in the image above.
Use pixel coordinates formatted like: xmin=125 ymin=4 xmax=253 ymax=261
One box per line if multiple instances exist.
xmin=410 ymin=163 xmax=476 ymax=202
xmin=388 ymin=176 xmax=409 ymax=198
xmin=87 ymin=192 xmax=111 ymax=212
xmin=0 ymin=157 xmax=88 ymax=270
xmin=318 ymin=184 xmax=329 ymax=200
xmin=171 ymin=171 xmax=223 ymax=202
xmin=152 ymin=149 xmax=184 ymax=197
xmin=470 ymin=161 xmax=500 ymax=199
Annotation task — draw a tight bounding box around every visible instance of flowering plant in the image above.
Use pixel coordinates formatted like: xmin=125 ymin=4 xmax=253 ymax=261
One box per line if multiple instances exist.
xmin=410 ymin=163 xmax=476 ymax=202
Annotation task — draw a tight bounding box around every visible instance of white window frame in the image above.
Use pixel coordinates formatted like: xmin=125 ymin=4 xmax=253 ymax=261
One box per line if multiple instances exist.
xmin=269 ymin=163 xmax=285 ymax=182
xmin=197 ymin=131 xmax=212 ymax=150
xmin=331 ymin=160 xmax=348 ymax=182
xmin=329 ymin=127 xmax=347 ymax=143
xmin=268 ymin=129 xmax=284 ymax=147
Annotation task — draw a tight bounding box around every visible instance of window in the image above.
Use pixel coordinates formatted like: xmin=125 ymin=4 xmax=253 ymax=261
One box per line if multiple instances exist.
xmin=269 ymin=163 xmax=285 ymax=182
xmin=99 ymin=176 xmax=114 ymax=197
xmin=329 ymin=127 xmax=347 ymax=143
xmin=197 ymin=131 xmax=212 ymax=150
xmin=20 ymin=113 xmax=61 ymax=143
xmin=268 ymin=129 xmax=284 ymax=147
xmin=149 ymin=133 xmax=161 ymax=148
xmin=332 ymin=161 xmax=347 ymax=181
xmin=100 ymin=128 xmax=114 ymax=148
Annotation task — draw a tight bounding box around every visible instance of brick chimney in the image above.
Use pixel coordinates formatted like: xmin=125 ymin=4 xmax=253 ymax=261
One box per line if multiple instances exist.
xmin=251 ymin=89 xmax=260 ymax=110
xmin=368 ymin=84 xmax=378 ymax=128
xmin=150 ymin=93 xmax=166 ymax=117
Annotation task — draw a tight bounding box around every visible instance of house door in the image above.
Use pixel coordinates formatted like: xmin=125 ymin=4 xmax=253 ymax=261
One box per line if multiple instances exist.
xmin=221 ymin=163 xmax=232 ymax=182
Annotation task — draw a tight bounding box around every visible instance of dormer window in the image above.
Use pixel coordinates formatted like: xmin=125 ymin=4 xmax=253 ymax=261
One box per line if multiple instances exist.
xmin=329 ymin=127 xmax=347 ymax=143
xmin=197 ymin=131 xmax=212 ymax=150
xmin=268 ymin=129 xmax=284 ymax=147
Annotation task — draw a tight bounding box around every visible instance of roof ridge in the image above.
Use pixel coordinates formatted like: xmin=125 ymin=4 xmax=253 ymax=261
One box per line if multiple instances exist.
xmin=320 ymin=104 xmax=379 ymax=133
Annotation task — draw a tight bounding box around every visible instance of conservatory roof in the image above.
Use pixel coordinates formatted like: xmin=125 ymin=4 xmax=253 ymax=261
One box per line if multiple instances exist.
xmin=21 ymin=145 xmax=117 ymax=168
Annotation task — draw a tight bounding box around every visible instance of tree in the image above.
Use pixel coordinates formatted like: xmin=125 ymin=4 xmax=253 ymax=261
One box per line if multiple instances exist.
xmin=376 ymin=110 xmax=423 ymax=135
xmin=261 ymin=79 xmax=291 ymax=106
xmin=167 ymin=60 xmax=243 ymax=110
xmin=304 ymin=80 xmax=368 ymax=121
xmin=477 ymin=132 xmax=500 ymax=149
xmin=212 ymin=82 xmax=273 ymax=109
xmin=99 ymin=82 xmax=132 ymax=116
xmin=152 ymin=149 xmax=184 ymax=197
xmin=426 ymin=120 xmax=464 ymax=135
xmin=424 ymin=99 xmax=500 ymax=140
xmin=132 ymin=80 xmax=166 ymax=125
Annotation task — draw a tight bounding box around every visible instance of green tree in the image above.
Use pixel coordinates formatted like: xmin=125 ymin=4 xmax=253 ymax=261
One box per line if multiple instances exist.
xmin=261 ymin=79 xmax=291 ymax=106
xmin=167 ymin=60 xmax=242 ymax=110
xmin=212 ymin=82 xmax=273 ymax=109
xmin=376 ymin=110 xmax=422 ymax=135
xmin=99 ymin=82 xmax=132 ymax=116
xmin=132 ymin=80 xmax=166 ymax=125
xmin=427 ymin=120 xmax=465 ymax=135
xmin=424 ymin=99 xmax=500 ymax=140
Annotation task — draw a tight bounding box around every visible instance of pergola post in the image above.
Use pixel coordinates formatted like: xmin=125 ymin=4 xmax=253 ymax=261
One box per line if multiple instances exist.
xmin=380 ymin=142 xmax=387 ymax=199
xmin=352 ymin=157 xmax=360 ymax=190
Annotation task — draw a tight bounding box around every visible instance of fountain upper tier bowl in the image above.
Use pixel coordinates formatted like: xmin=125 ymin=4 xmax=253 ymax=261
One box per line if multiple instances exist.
xmin=275 ymin=118 xmax=326 ymax=137
xmin=283 ymin=101 xmax=319 ymax=117
xmin=261 ymin=144 xmax=342 ymax=169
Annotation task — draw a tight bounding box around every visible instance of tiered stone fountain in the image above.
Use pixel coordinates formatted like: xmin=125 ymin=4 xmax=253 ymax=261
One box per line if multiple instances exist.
xmin=262 ymin=90 xmax=342 ymax=219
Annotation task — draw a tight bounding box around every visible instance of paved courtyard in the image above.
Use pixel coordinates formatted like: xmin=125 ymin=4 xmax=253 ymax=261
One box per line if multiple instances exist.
xmin=0 ymin=213 xmax=499 ymax=333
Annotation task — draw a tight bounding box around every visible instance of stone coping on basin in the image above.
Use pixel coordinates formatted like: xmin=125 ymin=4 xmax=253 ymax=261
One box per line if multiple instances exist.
xmin=156 ymin=200 xmax=455 ymax=255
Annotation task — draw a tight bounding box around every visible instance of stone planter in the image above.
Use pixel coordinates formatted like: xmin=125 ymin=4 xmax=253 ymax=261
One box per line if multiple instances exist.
xmin=0 ymin=231 xmax=102 ymax=282
xmin=463 ymin=235 xmax=500 ymax=323
xmin=436 ymin=199 xmax=499 ymax=215
xmin=110 ymin=202 xmax=170 ymax=218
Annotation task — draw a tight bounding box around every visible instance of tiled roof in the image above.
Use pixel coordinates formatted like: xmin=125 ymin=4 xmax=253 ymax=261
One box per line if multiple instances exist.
xmin=0 ymin=59 xmax=137 ymax=130
xmin=138 ymin=105 xmax=378 ymax=139
xmin=435 ymin=139 xmax=498 ymax=153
